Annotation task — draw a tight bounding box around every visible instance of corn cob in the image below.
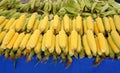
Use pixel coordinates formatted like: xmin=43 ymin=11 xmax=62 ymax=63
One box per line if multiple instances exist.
xmin=34 ymin=35 xmax=42 ymax=54
xmin=83 ymin=19 xmax=87 ymax=34
xmin=103 ymin=17 xmax=111 ymax=32
xmin=76 ymin=35 xmax=82 ymax=53
xmin=15 ymin=14 xmax=26 ymax=32
xmin=27 ymin=13 xmax=37 ymax=32
xmin=2 ymin=29 xmax=15 ymax=45
xmin=10 ymin=19 xmax=18 ymax=29
xmin=69 ymin=35 xmax=74 ymax=56
xmin=29 ymin=30 xmax=40 ymax=49
xmin=0 ymin=16 xmax=6 ymax=24
xmin=111 ymin=30 xmax=120 ymax=48
xmin=49 ymin=35 xmax=55 ymax=53
xmin=20 ymin=33 xmax=31 ymax=49
xmin=53 ymin=15 xmax=60 ymax=29
xmin=6 ymin=32 xmax=19 ymax=49
xmin=94 ymin=21 xmax=99 ymax=35
xmin=86 ymin=16 xmax=94 ymax=31
xmin=107 ymin=34 xmax=119 ymax=54
xmin=95 ymin=37 xmax=102 ymax=56
xmin=13 ymin=32 xmax=25 ymax=51
xmin=55 ymin=35 xmax=61 ymax=55
xmin=32 ymin=19 xmax=40 ymax=31
xmin=108 ymin=17 xmax=116 ymax=31
xmin=97 ymin=33 xmax=109 ymax=56
xmin=113 ymin=15 xmax=120 ymax=32
xmin=0 ymin=19 xmax=8 ymax=31
xmin=41 ymin=33 xmax=47 ymax=52
xmin=0 ymin=31 xmax=6 ymax=43
xmin=64 ymin=37 xmax=69 ymax=55
xmin=44 ymin=20 xmax=50 ymax=33
xmin=63 ymin=14 xmax=70 ymax=33
xmin=4 ymin=18 xmax=15 ymax=30
xmin=86 ymin=30 xmax=97 ymax=56
xmin=82 ymin=34 xmax=92 ymax=58
xmin=96 ymin=17 xmax=105 ymax=33
xmin=75 ymin=15 xmax=83 ymax=35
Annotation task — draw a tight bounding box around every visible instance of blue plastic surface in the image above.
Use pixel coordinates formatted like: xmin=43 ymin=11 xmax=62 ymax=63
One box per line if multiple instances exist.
xmin=0 ymin=55 xmax=120 ymax=73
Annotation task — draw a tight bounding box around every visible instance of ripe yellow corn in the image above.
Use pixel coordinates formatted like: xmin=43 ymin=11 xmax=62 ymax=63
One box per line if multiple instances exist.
xmin=0 ymin=16 xmax=6 ymax=24
xmin=15 ymin=14 xmax=26 ymax=32
xmin=70 ymin=30 xmax=78 ymax=51
xmin=83 ymin=19 xmax=87 ymax=34
xmin=38 ymin=15 xmax=48 ymax=33
xmin=97 ymin=33 xmax=109 ymax=55
xmin=86 ymin=16 xmax=94 ymax=31
xmin=10 ymin=19 xmax=18 ymax=29
xmin=20 ymin=33 xmax=31 ymax=49
xmin=13 ymin=32 xmax=25 ymax=51
xmin=111 ymin=30 xmax=120 ymax=48
xmin=45 ymin=30 xmax=53 ymax=49
xmin=103 ymin=17 xmax=111 ymax=32
xmin=86 ymin=30 xmax=97 ymax=56
xmin=29 ymin=29 xmax=40 ymax=49
xmin=58 ymin=29 xmax=67 ymax=50
xmin=4 ymin=18 xmax=15 ymax=30
xmin=49 ymin=35 xmax=55 ymax=53
xmin=107 ymin=34 xmax=119 ymax=53
xmin=63 ymin=14 xmax=70 ymax=33
xmin=32 ymin=19 xmax=40 ymax=31
xmin=27 ymin=13 xmax=37 ymax=32
xmin=64 ymin=36 xmax=68 ymax=55
xmin=44 ymin=20 xmax=50 ymax=33
xmin=6 ymin=32 xmax=19 ymax=49
xmin=82 ymin=35 xmax=92 ymax=58
xmin=34 ymin=35 xmax=42 ymax=54
xmin=114 ymin=15 xmax=120 ymax=32
xmin=2 ymin=29 xmax=15 ymax=45
xmin=53 ymin=15 xmax=60 ymax=29
xmin=108 ymin=17 xmax=116 ymax=31
xmin=41 ymin=33 xmax=47 ymax=52
xmin=0 ymin=19 xmax=8 ymax=30
xmin=55 ymin=35 xmax=61 ymax=55
xmin=75 ymin=15 xmax=83 ymax=35
xmin=0 ymin=31 xmax=7 ymax=43
xmin=95 ymin=37 xmax=102 ymax=56
xmin=96 ymin=17 xmax=105 ymax=33
xmin=76 ymin=35 xmax=82 ymax=53
xmin=94 ymin=21 xmax=99 ymax=35
xmin=69 ymin=35 xmax=74 ymax=56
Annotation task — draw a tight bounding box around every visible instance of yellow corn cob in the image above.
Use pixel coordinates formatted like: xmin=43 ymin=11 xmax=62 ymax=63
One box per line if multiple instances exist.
xmin=111 ymin=30 xmax=120 ymax=48
xmin=0 ymin=16 xmax=6 ymax=24
xmin=95 ymin=37 xmax=102 ymax=56
xmin=107 ymin=34 xmax=119 ymax=53
xmin=0 ymin=31 xmax=7 ymax=43
xmin=69 ymin=19 xmax=73 ymax=32
xmin=44 ymin=20 xmax=50 ymax=33
xmin=83 ymin=19 xmax=87 ymax=34
xmin=96 ymin=17 xmax=105 ymax=33
xmin=44 ymin=30 xmax=53 ymax=49
xmin=4 ymin=18 xmax=15 ymax=30
xmin=103 ymin=17 xmax=111 ymax=32
xmin=10 ymin=19 xmax=18 ymax=29
xmin=6 ymin=32 xmax=19 ymax=49
xmin=33 ymin=19 xmax=40 ymax=31
xmin=82 ymin=35 xmax=92 ymax=58
xmin=0 ymin=19 xmax=8 ymax=30
xmin=34 ymin=35 xmax=42 ymax=54
xmin=29 ymin=29 xmax=40 ymax=49
xmin=108 ymin=17 xmax=116 ymax=31
xmin=2 ymin=29 xmax=15 ymax=45
xmin=27 ymin=13 xmax=37 ymax=32
xmin=114 ymin=15 xmax=120 ymax=32
xmin=76 ymin=35 xmax=82 ymax=53
xmin=94 ymin=21 xmax=99 ymax=35
xmin=86 ymin=16 xmax=94 ymax=31
xmin=97 ymin=33 xmax=109 ymax=55
xmin=75 ymin=15 xmax=83 ymax=35
xmin=55 ymin=35 xmax=61 ymax=55
xmin=15 ymin=14 xmax=26 ymax=32
xmin=41 ymin=33 xmax=47 ymax=52
xmin=38 ymin=15 xmax=48 ymax=33
xmin=26 ymin=37 xmax=31 ymax=50
xmin=64 ymin=35 xmax=69 ymax=55
xmin=20 ymin=33 xmax=31 ymax=49
xmin=49 ymin=35 xmax=55 ymax=53
xmin=53 ymin=15 xmax=60 ymax=29
xmin=63 ymin=14 xmax=70 ymax=33
xmin=86 ymin=30 xmax=97 ymax=56
xmin=69 ymin=35 xmax=74 ymax=56
xmin=13 ymin=32 xmax=25 ymax=51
